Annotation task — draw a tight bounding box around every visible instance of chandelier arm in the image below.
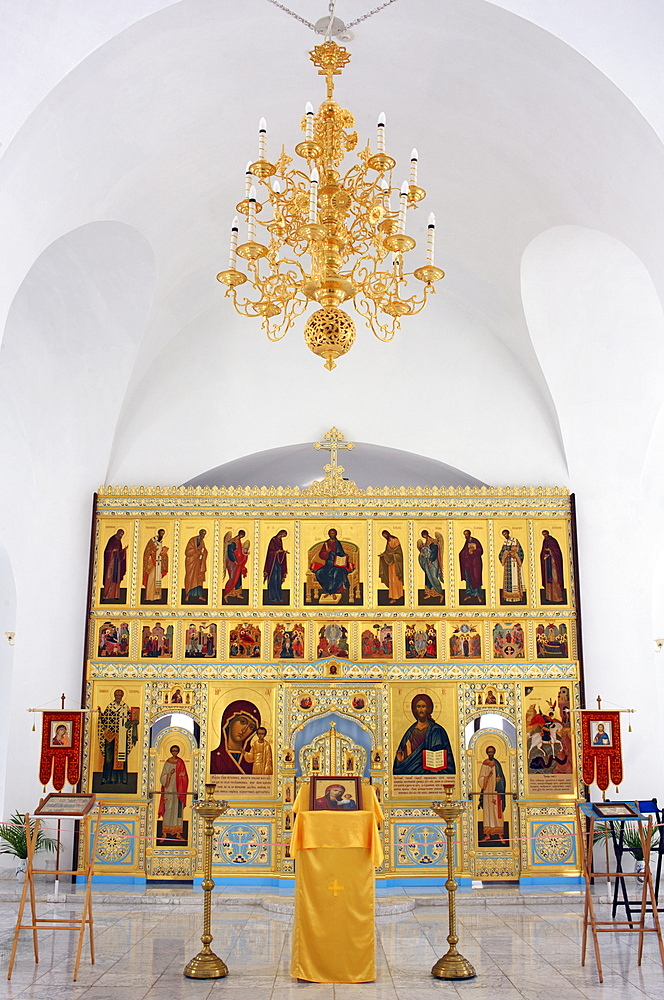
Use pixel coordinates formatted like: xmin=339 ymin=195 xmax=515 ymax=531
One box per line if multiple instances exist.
xmin=263 ymin=296 xmax=309 ymax=341
xmin=261 ymin=174 xmax=310 ymax=242
xmin=351 ymin=259 xmax=398 ymax=302
xmin=353 ymin=293 xmax=399 ymax=343
xmin=387 ymin=277 xmax=436 ymax=317
xmin=231 ymin=260 xmax=305 ymax=319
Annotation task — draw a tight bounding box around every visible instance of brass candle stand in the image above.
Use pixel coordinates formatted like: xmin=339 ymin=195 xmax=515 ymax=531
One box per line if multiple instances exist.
xmin=184 ymin=784 xmax=229 ymax=979
xmin=430 ymin=786 xmax=476 ymax=980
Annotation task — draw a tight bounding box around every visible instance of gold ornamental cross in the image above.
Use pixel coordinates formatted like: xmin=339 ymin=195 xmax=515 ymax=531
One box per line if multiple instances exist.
xmin=327 ymin=878 xmax=345 ymax=896
xmin=309 ymin=41 xmax=351 ymax=100
xmin=314 ymin=427 xmax=354 ymax=476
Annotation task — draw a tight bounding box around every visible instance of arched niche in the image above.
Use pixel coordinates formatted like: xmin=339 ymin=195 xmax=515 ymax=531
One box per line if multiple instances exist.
xmin=293 ymin=712 xmax=373 ymax=778
xmin=149 ymin=725 xmax=197 ymax=851
xmin=464 ymin=713 xmax=517 ymax=749
xmin=466 ymin=727 xmax=516 ymax=850
xmin=150 ymin=713 xmax=200 ymax=748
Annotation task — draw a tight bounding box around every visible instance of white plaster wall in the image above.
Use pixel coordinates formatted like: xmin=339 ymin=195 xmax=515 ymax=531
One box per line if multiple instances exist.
xmin=107 ymin=294 xmax=567 ymax=486
xmin=522 ymin=225 xmax=664 ymax=798
xmin=0 ymin=536 xmax=17 ymax=817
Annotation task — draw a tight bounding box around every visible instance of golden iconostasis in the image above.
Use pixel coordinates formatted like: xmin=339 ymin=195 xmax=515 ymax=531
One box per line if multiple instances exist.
xmin=82 ymin=466 xmax=582 ymax=883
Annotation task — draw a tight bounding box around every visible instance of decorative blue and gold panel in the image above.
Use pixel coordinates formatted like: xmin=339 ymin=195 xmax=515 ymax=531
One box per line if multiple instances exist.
xmin=394 ymin=822 xmax=448 ymax=868
xmin=213 ymin=822 xmax=272 ymax=868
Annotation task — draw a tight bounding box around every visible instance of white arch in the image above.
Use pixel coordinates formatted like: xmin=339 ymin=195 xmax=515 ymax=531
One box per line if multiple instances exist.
xmin=0 ymin=221 xmax=155 ymax=818
xmin=522 ymin=224 xmax=664 ymax=798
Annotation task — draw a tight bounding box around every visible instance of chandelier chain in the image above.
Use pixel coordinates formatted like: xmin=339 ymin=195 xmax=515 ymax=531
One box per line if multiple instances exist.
xmin=265 ymin=0 xmax=402 ymax=33
xmin=346 ymin=0 xmax=401 ymax=29
xmin=265 ymin=0 xmax=315 ymax=30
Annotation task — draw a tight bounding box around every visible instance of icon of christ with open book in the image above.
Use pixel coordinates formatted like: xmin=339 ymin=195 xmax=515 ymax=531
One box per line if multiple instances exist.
xmin=393 ymin=693 xmax=456 ymax=775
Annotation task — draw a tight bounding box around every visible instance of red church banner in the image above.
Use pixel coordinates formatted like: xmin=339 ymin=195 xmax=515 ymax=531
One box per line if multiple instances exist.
xmin=39 ymin=711 xmax=83 ymax=791
xmin=581 ymin=709 xmax=623 ymax=792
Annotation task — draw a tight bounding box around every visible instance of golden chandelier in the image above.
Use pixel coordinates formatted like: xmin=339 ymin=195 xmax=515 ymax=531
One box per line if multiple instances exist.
xmin=216 ymin=40 xmax=444 ymax=370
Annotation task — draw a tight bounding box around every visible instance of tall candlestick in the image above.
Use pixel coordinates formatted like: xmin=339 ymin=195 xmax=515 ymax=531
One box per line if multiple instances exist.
xmin=245 ymin=162 xmax=253 ymax=198
xmin=380 ymin=178 xmax=391 ymax=212
xmin=377 ymin=112 xmax=386 ymax=154
xmin=309 ymin=167 xmax=319 ymax=224
xmin=258 ymin=117 xmax=267 ymax=160
xmin=183 ymin=786 xmax=229 ymax=979
xmin=398 ymin=181 xmax=408 ymax=234
xmin=248 ymin=185 xmax=257 ymax=242
xmin=305 ymin=102 xmax=314 ymax=141
xmin=228 ymin=216 xmax=239 ymax=269
xmin=410 ymin=149 xmax=418 ymax=186
xmin=427 ymin=212 xmax=435 ymax=265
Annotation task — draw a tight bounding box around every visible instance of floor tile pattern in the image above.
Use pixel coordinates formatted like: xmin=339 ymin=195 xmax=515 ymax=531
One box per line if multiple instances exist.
xmin=1 ymin=890 xmax=662 ymax=999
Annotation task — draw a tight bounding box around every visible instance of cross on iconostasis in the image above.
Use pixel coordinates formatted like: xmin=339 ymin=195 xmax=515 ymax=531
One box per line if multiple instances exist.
xmin=313 ymin=427 xmax=354 ymax=477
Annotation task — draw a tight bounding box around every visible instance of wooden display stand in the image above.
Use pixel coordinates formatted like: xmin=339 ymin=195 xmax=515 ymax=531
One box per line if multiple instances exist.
xmin=610 ymin=798 xmax=664 ymax=920
xmin=7 ymin=795 xmax=100 ymax=982
xmin=576 ymin=801 xmax=664 ymax=982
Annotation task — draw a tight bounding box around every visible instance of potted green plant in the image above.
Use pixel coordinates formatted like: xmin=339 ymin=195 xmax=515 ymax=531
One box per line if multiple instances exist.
xmin=620 ymin=823 xmax=659 ymax=883
xmin=0 ymin=812 xmax=57 ymax=880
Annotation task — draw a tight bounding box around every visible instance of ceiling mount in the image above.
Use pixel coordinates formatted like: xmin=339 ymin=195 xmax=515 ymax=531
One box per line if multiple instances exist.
xmin=314 ymin=15 xmax=353 ymax=41
xmin=266 ymin=0 xmax=400 ymax=37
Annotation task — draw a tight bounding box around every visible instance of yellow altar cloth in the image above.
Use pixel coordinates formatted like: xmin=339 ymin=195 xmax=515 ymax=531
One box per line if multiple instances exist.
xmin=290 ymin=784 xmax=383 ymax=983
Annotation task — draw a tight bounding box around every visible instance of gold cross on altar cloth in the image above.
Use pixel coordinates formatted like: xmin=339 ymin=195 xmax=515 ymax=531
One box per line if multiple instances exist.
xmin=327 ymin=878 xmax=344 ymax=896
xmin=314 ymin=427 xmax=354 ymax=476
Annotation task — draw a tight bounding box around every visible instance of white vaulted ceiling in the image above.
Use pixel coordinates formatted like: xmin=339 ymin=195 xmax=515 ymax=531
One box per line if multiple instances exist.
xmin=2 ymin=0 xmax=664 ymax=812
xmin=1 ymin=0 xmax=663 ymax=488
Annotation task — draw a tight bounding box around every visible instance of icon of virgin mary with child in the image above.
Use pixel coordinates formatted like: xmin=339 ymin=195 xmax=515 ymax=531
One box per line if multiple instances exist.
xmin=210 ymin=699 xmax=262 ymax=774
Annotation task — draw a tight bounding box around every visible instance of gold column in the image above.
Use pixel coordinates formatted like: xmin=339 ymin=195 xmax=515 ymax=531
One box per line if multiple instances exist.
xmin=184 ymin=784 xmax=229 ymax=979
xmin=430 ymin=786 xmax=476 ymax=980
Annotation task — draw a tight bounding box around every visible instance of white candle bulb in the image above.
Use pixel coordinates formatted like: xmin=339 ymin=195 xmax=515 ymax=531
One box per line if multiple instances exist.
xmin=309 ymin=167 xmax=319 ymax=224
xmin=258 ymin=117 xmax=267 ymax=160
xmin=427 ymin=212 xmax=435 ymax=265
xmin=377 ymin=112 xmax=386 ymax=154
xmin=229 ymin=216 xmax=239 ymax=269
xmin=380 ymin=178 xmax=391 ymax=212
xmin=248 ymin=184 xmax=257 ymax=242
xmin=410 ymin=148 xmax=418 ymax=186
xmin=305 ymin=101 xmax=314 ymax=141
xmin=272 ymin=178 xmax=281 ymax=195
xmin=398 ymin=180 xmax=408 ymax=234
xmin=245 ymin=162 xmax=253 ymax=198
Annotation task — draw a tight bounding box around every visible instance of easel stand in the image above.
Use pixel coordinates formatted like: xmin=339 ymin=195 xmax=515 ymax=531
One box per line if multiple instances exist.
xmin=576 ymin=802 xmax=664 ymax=982
xmin=610 ymin=799 xmax=664 ymax=919
xmin=7 ymin=802 xmax=102 ymax=981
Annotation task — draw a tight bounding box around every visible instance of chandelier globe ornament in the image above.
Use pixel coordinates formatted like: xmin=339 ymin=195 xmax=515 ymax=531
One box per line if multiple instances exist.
xmin=216 ymin=39 xmax=445 ymax=370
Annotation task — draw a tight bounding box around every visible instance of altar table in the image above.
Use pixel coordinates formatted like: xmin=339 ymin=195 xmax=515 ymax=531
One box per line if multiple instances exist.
xmin=290 ymin=783 xmax=383 ymax=983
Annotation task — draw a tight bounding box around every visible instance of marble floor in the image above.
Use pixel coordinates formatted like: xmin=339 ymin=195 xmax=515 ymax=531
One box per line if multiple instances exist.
xmin=1 ymin=890 xmax=663 ymax=1000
